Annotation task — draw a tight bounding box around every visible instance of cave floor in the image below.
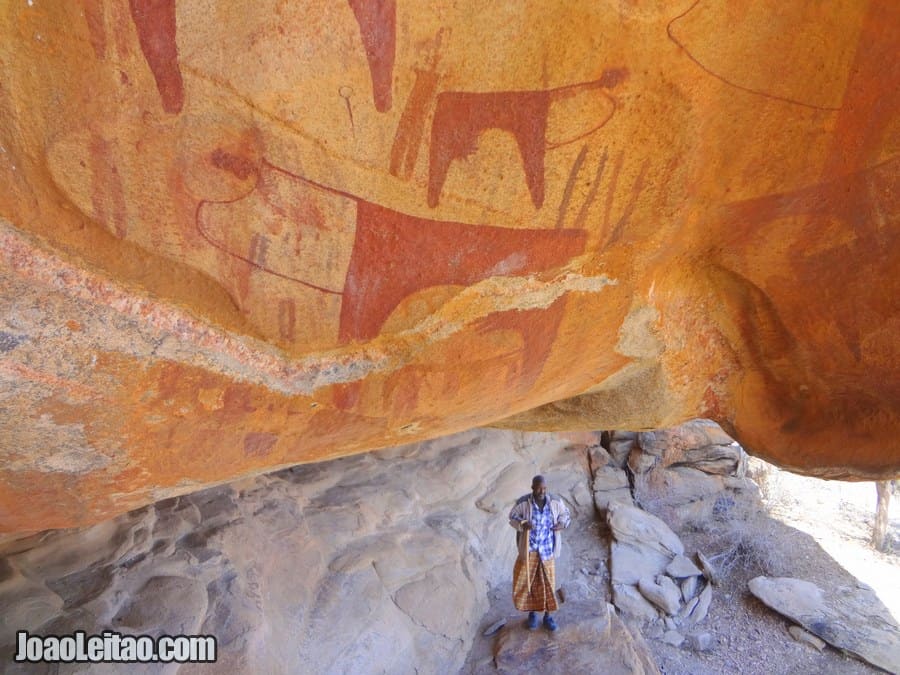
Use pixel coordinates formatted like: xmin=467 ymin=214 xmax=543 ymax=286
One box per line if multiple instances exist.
xmin=461 ymin=460 xmax=895 ymax=675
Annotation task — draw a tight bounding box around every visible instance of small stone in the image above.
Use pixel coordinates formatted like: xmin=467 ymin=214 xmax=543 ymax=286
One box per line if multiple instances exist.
xmin=644 ymin=622 xmax=664 ymax=639
xmin=681 ymin=576 xmax=698 ymax=602
xmin=686 ymin=583 xmax=712 ymax=625
xmin=788 ymin=625 xmax=826 ymax=651
xmin=688 ymin=632 xmax=714 ymax=652
xmin=483 ymin=619 xmax=506 ymax=637
xmin=697 ymin=551 xmax=719 ymax=586
xmin=678 ymin=594 xmax=699 ymax=620
xmin=666 ymin=555 xmax=702 ymax=579
xmin=662 ymin=630 xmax=684 ymax=647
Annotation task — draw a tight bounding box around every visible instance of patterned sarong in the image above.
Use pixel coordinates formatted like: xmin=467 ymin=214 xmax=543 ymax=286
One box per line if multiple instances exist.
xmin=512 ymin=551 xmax=558 ymax=612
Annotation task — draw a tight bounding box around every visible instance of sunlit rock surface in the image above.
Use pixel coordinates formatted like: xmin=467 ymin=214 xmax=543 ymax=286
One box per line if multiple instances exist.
xmin=1 ymin=1 xmax=899 ymax=531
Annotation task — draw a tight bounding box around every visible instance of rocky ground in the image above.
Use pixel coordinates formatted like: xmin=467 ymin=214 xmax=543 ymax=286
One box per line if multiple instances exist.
xmin=463 ymin=426 xmax=900 ymax=675
xmin=641 ymin=503 xmax=896 ymax=675
xmin=1 ymin=424 xmax=897 ymax=674
xmin=0 ymin=430 xmax=605 ymax=674
xmin=760 ymin=465 xmax=899 ymax=620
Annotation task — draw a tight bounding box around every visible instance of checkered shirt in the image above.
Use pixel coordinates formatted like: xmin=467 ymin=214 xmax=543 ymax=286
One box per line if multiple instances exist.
xmin=528 ymin=498 xmax=555 ymax=561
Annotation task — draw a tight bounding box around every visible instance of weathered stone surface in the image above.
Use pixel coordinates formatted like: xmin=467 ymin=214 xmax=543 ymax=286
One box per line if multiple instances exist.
xmin=788 ymin=625 xmax=826 ymax=652
xmin=483 ymin=619 xmax=507 ymax=637
xmin=681 ymin=576 xmax=699 ymax=603
xmin=592 ymin=464 xmax=633 ymax=510
xmin=608 ymin=504 xmax=686 ymax=601
xmin=685 ymin=583 xmax=713 ymax=626
xmin=697 ymin=551 xmax=719 ymax=586
xmin=1 ymin=1 xmax=899 ymax=532
xmin=0 ymin=429 xmax=590 ymax=674
xmin=666 ymin=555 xmax=702 ymax=579
xmin=671 ymin=444 xmax=744 ymax=476
xmin=638 ymin=420 xmax=736 ymax=460
xmin=679 ymin=594 xmax=700 ymax=621
xmin=608 ymin=505 xmax=684 ymax=558
xmin=613 ymin=583 xmax=661 ymax=623
xmin=493 ymin=602 xmax=659 ymax=675
xmin=608 ymin=438 xmax=637 ymax=468
xmin=662 ymin=630 xmax=684 ymax=647
xmin=687 ymin=632 xmax=714 ymax=652
xmin=749 ymin=576 xmax=900 ymax=673
xmin=638 ymin=575 xmax=682 ymax=616
xmin=629 ymin=446 xmax=661 ymax=475
xmin=610 ymin=541 xmax=670 ymax=587
xmin=594 ymin=465 xmax=630 ymax=492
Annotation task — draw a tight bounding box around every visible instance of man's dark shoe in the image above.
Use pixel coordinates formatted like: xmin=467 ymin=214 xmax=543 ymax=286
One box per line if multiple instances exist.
xmin=527 ymin=612 xmax=539 ymax=630
xmin=543 ymin=614 xmax=558 ymax=632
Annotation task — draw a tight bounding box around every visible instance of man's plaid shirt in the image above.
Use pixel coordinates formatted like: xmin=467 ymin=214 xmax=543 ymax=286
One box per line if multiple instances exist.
xmin=528 ymin=498 xmax=555 ymax=561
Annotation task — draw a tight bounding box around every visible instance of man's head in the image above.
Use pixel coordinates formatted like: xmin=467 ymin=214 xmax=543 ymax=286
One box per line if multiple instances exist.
xmin=531 ymin=475 xmax=547 ymax=502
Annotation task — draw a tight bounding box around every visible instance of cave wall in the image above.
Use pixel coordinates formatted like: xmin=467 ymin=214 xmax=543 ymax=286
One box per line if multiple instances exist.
xmin=0 ymin=1 xmax=898 ymax=532
xmin=0 ymin=430 xmax=596 ymax=674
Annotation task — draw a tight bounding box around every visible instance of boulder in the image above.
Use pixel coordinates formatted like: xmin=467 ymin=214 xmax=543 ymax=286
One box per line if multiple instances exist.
xmin=637 ymin=421 xmax=736 ymax=460
xmin=749 ymin=576 xmax=900 ymax=673
xmin=638 ymin=576 xmax=682 ymax=616
xmin=612 ymin=584 xmax=661 ymax=623
xmin=607 ymin=505 xmax=684 ymax=558
xmin=669 ymin=444 xmax=744 ymax=476
xmin=629 ymin=447 xmax=661 ymax=475
xmin=608 ymin=439 xmax=637 ymax=468
xmin=607 ymin=505 xmax=686 ymax=590
xmin=593 ymin=465 xmax=630 ymax=492
xmin=651 ymin=467 xmax=726 ymax=505
xmin=610 ymin=541 xmax=670 ymax=587
xmin=592 ymin=465 xmax=634 ymax=510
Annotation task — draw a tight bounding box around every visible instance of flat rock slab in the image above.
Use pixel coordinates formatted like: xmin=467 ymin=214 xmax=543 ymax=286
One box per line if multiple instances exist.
xmin=493 ymin=602 xmax=659 ymax=675
xmin=749 ymin=576 xmax=900 ymax=673
xmin=666 ymin=554 xmax=702 ymax=579
xmin=607 ymin=505 xmax=684 ymax=558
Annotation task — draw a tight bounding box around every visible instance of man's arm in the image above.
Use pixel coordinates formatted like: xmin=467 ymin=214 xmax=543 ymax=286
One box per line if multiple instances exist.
xmin=509 ymin=499 xmax=530 ymax=530
xmin=553 ymin=497 xmax=571 ymax=530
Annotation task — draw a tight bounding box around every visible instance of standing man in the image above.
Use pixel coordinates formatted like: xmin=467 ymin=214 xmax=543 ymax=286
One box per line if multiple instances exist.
xmin=508 ymin=475 xmax=571 ymax=631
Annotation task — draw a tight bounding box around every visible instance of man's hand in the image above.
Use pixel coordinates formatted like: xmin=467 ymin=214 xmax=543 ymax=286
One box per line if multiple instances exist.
xmin=520 ymin=521 xmax=532 ymax=530
xmin=552 ymin=524 xmax=566 ymax=531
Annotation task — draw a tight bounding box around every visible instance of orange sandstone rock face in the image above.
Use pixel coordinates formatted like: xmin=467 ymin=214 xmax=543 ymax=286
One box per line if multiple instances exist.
xmin=0 ymin=0 xmax=898 ymax=531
